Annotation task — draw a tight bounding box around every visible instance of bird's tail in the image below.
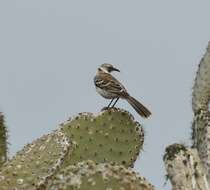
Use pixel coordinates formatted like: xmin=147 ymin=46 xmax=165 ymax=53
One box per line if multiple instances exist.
xmin=126 ymin=95 xmax=151 ymax=118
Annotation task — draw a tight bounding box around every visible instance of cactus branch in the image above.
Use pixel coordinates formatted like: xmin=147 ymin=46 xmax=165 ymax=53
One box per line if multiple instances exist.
xmin=0 ymin=112 xmax=7 ymax=167
xmin=191 ymin=42 xmax=210 ymax=183
xmin=164 ymin=144 xmax=209 ymax=190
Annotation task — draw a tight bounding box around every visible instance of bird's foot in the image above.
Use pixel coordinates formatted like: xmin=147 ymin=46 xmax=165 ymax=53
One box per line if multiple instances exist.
xmin=101 ymin=107 xmax=110 ymax=111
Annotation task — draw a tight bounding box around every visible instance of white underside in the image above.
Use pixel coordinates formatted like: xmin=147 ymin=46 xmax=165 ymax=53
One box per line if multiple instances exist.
xmin=96 ymin=87 xmax=117 ymax=99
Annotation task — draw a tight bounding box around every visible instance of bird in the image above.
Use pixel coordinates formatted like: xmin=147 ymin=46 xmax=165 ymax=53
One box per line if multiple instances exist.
xmin=94 ymin=63 xmax=151 ymax=118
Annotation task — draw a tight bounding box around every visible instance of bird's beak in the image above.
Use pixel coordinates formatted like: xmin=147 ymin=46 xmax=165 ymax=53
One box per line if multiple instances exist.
xmin=112 ymin=67 xmax=120 ymax=72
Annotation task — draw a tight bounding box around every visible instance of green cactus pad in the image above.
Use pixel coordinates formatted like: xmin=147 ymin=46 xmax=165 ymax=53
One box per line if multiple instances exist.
xmin=61 ymin=108 xmax=144 ymax=167
xmin=0 ymin=130 xmax=71 ymax=190
xmin=0 ymin=112 xmax=7 ymax=167
xmin=42 ymin=160 xmax=155 ymax=190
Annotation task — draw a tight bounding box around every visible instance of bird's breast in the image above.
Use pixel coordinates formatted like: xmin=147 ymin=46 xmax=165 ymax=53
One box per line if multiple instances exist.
xmin=96 ymin=87 xmax=117 ymax=99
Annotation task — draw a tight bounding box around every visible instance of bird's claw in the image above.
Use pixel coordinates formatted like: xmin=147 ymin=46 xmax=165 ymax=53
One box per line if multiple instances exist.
xmin=101 ymin=107 xmax=110 ymax=111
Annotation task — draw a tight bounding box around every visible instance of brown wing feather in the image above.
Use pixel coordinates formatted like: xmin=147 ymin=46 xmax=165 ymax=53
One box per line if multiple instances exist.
xmin=94 ymin=73 xmax=128 ymax=97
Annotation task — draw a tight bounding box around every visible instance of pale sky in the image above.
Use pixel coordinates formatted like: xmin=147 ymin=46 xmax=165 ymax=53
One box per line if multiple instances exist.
xmin=0 ymin=1 xmax=210 ymax=189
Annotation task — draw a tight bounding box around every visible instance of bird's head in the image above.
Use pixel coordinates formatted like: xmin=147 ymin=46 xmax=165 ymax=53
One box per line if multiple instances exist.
xmin=98 ymin=63 xmax=120 ymax=73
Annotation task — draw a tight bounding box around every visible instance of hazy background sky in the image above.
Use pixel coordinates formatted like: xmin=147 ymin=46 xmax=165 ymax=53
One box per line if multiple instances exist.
xmin=0 ymin=1 xmax=210 ymax=189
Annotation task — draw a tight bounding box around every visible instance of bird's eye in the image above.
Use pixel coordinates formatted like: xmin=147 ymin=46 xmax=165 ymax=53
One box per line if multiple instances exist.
xmin=108 ymin=67 xmax=112 ymax=72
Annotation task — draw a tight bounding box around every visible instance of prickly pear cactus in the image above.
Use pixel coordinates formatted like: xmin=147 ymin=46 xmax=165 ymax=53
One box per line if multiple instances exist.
xmin=192 ymin=42 xmax=210 ymax=183
xmin=164 ymin=42 xmax=210 ymax=189
xmin=60 ymin=108 xmax=144 ymax=168
xmin=0 ymin=112 xmax=7 ymax=167
xmin=164 ymin=144 xmax=209 ymax=190
xmin=0 ymin=130 xmax=71 ymax=190
xmin=41 ymin=160 xmax=154 ymax=190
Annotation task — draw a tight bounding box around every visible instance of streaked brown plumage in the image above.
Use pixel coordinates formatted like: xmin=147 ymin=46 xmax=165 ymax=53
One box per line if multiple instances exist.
xmin=94 ymin=64 xmax=151 ymax=118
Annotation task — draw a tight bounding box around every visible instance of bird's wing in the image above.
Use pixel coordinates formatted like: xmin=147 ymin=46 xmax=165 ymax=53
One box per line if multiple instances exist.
xmin=94 ymin=73 xmax=127 ymax=96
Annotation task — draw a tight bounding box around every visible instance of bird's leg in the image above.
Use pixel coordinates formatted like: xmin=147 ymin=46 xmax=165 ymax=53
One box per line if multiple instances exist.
xmin=111 ymin=97 xmax=119 ymax=108
xmin=101 ymin=98 xmax=115 ymax=111
xmin=107 ymin=98 xmax=114 ymax=108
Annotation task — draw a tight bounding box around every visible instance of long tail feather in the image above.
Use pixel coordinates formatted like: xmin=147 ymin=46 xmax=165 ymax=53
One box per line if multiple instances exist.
xmin=126 ymin=95 xmax=151 ymax=118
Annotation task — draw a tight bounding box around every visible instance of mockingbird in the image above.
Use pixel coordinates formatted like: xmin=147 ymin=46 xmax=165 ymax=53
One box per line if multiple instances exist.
xmin=94 ymin=63 xmax=151 ymax=118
